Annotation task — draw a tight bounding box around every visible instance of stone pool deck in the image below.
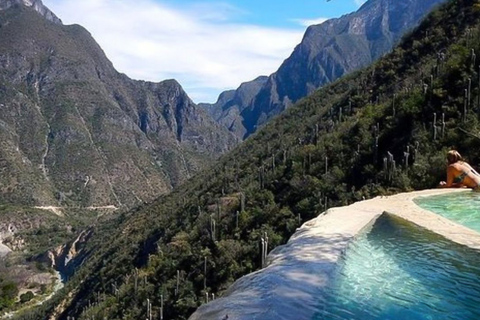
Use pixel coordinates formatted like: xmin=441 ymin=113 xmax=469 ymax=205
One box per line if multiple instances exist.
xmin=276 ymin=188 xmax=480 ymax=266
xmin=189 ymin=188 xmax=480 ymax=320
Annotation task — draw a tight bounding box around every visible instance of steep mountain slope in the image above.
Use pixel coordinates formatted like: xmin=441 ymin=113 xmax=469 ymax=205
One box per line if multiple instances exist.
xmin=199 ymin=76 xmax=268 ymax=139
xmin=15 ymin=0 xmax=480 ymax=319
xmin=204 ymin=0 xmax=447 ymax=139
xmin=0 ymin=1 xmax=238 ymax=209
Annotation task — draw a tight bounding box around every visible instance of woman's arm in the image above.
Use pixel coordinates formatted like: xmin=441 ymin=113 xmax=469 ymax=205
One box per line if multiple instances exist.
xmin=440 ymin=166 xmax=464 ymax=188
xmin=446 ymin=166 xmax=455 ymax=187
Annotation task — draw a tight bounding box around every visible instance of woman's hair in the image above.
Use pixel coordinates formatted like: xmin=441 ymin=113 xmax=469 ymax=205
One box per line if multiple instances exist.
xmin=447 ymin=150 xmax=463 ymax=164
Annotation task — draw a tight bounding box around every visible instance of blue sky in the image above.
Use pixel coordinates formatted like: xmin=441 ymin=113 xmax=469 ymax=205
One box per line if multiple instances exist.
xmin=161 ymin=0 xmax=363 ymax=27
xmin=43 ymin=0 xmax=366 ymax=102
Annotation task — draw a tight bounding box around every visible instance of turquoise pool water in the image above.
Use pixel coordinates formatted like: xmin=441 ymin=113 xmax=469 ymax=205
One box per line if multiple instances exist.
xmin=414 ymin=192 xmax=480 ymax=232
xmin=314 ymin=214 xmax=480 ymax=320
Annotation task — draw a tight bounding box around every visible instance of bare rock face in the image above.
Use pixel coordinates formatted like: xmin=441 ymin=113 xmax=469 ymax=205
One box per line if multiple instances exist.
xmin=203 ymin=0 xmax=447 ymax=139
xmin=44 ymin=229 xmax=93 ymax=277
xmin=199 ymin=76 xmax=268 ymax=139
xmin=0 ymin=2 xmax=238 ymax=208
xmin=0 ymin=0 xmax=62 ymax=24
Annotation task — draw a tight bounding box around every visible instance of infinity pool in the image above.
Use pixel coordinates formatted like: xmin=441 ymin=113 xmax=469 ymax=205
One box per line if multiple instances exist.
xmin=315 ymin=214 xmax=480 ymax=320
xmin=190 ymin=192 xmax=480 ymax=320
xmin=414 ymin=191 xmax=480 ymax=233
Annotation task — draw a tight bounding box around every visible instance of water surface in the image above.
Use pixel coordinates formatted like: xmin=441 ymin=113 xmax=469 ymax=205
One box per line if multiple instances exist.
xmin=415 ymin=192 xmax=480 ymax=232
xmin=314 ymin=214 xmax=480 ymax=320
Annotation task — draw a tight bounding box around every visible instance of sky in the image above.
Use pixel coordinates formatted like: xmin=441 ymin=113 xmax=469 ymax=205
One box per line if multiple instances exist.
xmin=42 ymin=0 xmax=367 ymax=103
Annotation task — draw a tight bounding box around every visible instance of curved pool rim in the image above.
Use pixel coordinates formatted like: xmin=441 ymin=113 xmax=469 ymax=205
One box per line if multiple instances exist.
xmin=189 ymin=188 xmax=480 ymax=320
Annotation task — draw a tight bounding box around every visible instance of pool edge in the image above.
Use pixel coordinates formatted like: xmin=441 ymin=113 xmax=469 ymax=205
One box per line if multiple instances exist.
xmin=188 ymin=188 xmax=479 ymax=320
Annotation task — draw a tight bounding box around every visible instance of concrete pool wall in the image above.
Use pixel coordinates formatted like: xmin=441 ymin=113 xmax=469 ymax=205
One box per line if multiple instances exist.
xmin=189 ymin=188 xmax=480 ymax=320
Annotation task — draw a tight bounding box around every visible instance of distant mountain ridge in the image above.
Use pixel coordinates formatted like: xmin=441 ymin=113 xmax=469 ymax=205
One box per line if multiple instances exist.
xmin=202 ymin=0 xmax=447 ymax=139
xmin=0 ymin=1 xmax=238 ymax=208
xmin=199 ymin=76 xmax=268 ymax=139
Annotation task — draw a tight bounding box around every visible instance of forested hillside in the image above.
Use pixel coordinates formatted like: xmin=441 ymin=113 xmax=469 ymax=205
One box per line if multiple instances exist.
xmin=14 ymin=0 xmax=480 ymax=319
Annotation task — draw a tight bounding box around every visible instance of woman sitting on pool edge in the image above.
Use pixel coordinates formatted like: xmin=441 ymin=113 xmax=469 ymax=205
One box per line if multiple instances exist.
xmin=439 ymin=150 xmax=480 ymax=190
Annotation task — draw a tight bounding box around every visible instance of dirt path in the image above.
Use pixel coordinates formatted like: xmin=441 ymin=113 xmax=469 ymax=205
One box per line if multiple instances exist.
xmin=33 ymin=205 xmax=119 ymax=216
xmin=33 ymin=206 xmax=64 ymax=216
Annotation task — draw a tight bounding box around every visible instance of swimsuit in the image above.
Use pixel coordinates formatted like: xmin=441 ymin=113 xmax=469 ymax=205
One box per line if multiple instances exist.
xmin=455 ymin=169 xmax=480 ymax=188
xmin=453 ymin=171 xmax=468 ymax=184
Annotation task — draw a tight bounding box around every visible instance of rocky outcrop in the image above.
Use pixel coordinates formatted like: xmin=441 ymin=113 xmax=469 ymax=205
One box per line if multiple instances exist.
xmin=0 ymin=0 xmax=61 ymax=24
xmin=43 ymin=229 xmax=93 ymax=279
xmin=203 ymin=0 xmax=448 ymax=139
xmin=0 ymin=223 xmax=21 ymax=253
xmin=199 ymin=76 xmax=268 ymax=139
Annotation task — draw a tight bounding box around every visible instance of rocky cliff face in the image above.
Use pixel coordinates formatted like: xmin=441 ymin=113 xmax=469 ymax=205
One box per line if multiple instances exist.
xmin=203 ymin=0 xmax=447 ymax=138
xmin=199 ymin=76 xmax=268 ymax=139
xmin=0 ymin=2 xmax=238 ymax=208
xmin=43 ymin=229 xmax=93 ymax=279
xmin=0 ymin=0 xmax=61 ymax=24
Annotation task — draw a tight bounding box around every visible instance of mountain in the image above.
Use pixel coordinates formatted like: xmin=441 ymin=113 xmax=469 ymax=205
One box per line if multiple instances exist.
xmin=203 ymin=0 xmax=448 ymax=139
xmin=18 ymin=0 xmax=480 ymax=318
xmin=199 ymin=76 xmax=268 ymax=139
xmin=0 ymin=0 xmax=238 ymax=209
xmin=0 ymin=0 xmax=61 ymax=24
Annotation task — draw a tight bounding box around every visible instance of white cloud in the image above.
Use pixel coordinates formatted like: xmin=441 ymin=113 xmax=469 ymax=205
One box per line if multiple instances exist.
xmin=43 ymin=0 xmax=304 ymax=103
xmin=293 ymin=17 xmax=329 ymax=27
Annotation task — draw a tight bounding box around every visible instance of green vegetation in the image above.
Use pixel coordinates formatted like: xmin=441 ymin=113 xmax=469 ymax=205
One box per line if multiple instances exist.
xmin=0 ymin=278 xmax=18 ymax=310
xmin=0 ymin=205 xmax=100 ymax=255
xmin=14 ymin=0 xmax=480 ymax=319
xmin=19 ymin=292 xmax=34 ymax=304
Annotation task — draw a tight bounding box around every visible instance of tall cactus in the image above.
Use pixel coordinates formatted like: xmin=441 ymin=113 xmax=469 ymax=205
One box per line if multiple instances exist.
xmin=441 ymin=113 xmax=446 ymax=138
xmin=468 ymin=77 xmax=472 ymax=109
xmin=175 ymin=270 xmax=180 ymax=297
xmin=260 ymin=237 xmax=265 ymax=268
xmin=160 ymin=294 xmax=164 ymax=320
xmin=258 ymin=166 xmax=265 ymax=189
xmin=210 ymin=217 xmax=216 ymax=241
xmin=240 ymin=192 xmax=245 ymax=212
xmin=404 ymin=146 xmax=410 ymax=168
xmin=204 ymin=256 xmax=207 ymax=290
xmin=262 ymin=232 xmax=269 ymax=268
xmin=146 ymin=298 xmax=152 ymax=320
xmin=471 ymin=49 xmax=476 ymax=69
xmin=414 ymin=142 xmax=420 ymax=161
xmin=386 ymin=152 xmax=396 ymax=182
